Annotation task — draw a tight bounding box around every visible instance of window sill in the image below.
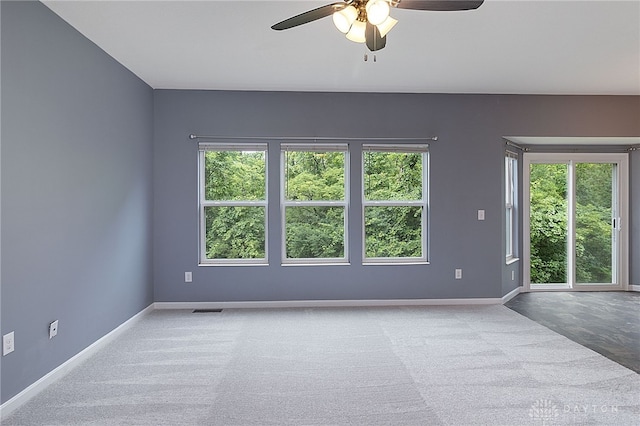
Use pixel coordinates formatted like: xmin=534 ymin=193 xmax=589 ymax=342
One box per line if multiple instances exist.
xmin=506 ymin=257 xmax=520 ymax=265
xmin=363 ymin=261 xmax=430 ymax=266
xmin=281 ymin=262 xmax=351 ymax=267
xmin=198 ymin=262 xmax=268 ymax=267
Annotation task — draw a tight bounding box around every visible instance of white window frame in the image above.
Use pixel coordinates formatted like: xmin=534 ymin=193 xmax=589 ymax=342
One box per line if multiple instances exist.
xmin=505 ymin=151 xmax=518 ymax=263
xmin=362 ymin=144 xmax=429 ymax=264
xmin=198 ymin=143 xmax=268 ymax=265
xmin=280 ymin=143 xmax=349 ymax=265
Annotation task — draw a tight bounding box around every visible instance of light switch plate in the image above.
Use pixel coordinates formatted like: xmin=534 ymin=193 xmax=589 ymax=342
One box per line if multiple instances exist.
xmin=478 ymin=210 xmax=485 ymax=220
xmin=49 ymin=320 xmax=59 ymax=339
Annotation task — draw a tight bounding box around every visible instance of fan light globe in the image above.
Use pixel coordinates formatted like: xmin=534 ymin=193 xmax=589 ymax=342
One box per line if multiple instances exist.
xmin=333 ymin=5 xmax=358 ymax=34
xmin=365 ymin=0 xmax=390 ymax=26
xmin=346 ymin=19 xmax=367 ymax=43
xmin=376 ymin=16 xmax=397 ymax=37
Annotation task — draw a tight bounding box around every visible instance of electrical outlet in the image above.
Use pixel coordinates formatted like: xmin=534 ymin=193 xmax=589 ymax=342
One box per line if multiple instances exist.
xmin=185 ymin=272 xmax=193 ymax=283
xmin=511 ymin=270 xmax=515 ymax=281
xmin=49 ymin=320 xmax=59 ymax=339
xmin=455 ymin=269 xmax=463 ymax=279
xmin=3 ymin=332 xmax=15 ymax=356
xmin=477 ymin=209 xmax=485 ymax=220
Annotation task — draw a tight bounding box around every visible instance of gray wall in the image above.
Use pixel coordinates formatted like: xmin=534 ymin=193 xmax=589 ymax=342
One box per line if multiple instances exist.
xmin=1 ymin=1 xmax=154 ymax=404
xmin=632 ymin=149 xmax=640 ymax=287
xmin=153 ymin=91 xmax=639 ymax=303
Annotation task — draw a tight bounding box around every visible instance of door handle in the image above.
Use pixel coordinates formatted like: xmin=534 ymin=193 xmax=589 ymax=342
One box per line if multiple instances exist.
xmin=612 ymin=217 xmax=621 ymax=230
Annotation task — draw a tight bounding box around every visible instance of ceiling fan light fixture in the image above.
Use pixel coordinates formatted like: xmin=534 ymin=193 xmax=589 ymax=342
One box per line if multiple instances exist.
xmin=271 ymin=0 xmax=484 ymax=51
xmin=346 ymin=19 xmax=367 ymax=43
xmin=365 ymin=0 xmax=390 ymax=26
xmin=376 ymin=15 xmax=397 ymax=37
xmin=332 ymin=5 xmax=358 ymax=33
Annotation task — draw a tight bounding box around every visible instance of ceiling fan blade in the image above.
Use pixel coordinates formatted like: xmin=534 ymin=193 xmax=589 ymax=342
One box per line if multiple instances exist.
xmin=271 ymin=3 xmax=348 ymax=31
xmin=365 ymin=23 xmax=387 ymax=52
xmin=395 ymin=0 xmax=484 ymax=11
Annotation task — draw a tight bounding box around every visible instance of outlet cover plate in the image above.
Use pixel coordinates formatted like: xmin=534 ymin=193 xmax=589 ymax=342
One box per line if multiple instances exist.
xmin=3 ymin=332 xmax=15 ymax=356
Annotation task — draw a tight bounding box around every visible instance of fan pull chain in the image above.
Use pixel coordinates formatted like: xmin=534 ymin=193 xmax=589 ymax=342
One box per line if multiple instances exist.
xmin=363 ymin=53 xmax=378 ymax=62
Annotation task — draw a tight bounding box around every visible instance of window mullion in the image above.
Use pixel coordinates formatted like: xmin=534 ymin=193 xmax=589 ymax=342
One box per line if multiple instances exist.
xmin=284 ymin=200 xmax=346 ymax=207
xmin=363 ymin=200 xmax=424 ymax=207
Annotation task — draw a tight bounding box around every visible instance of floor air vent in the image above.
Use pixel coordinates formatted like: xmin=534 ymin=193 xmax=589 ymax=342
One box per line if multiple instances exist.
xmin=193 ymin=309 xmax=223 ymax=313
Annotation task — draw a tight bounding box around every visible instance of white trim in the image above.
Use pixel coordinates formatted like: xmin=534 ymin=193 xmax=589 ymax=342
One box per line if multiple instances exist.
xmin=280 ymin=142 xmax=348 ymax=152
xmin=362 ymin=143 xmax=429 ymax=153
xmin=628 ymin=285 xmax=640 ymax=292
xmin=528 ymin=286 xmax=630 ymax=292
xmin=501 ymin=286 xmax=522 ymax=303
xmin=504 ymin=136 xmax=640 ymax=146
xmin=0 ymin=304 xmax=154 ymax=421
xmin=363 ymin=259 xmax=429 ymax=265
xmin=198 ymin=141 xmax=268 ymax=152
xmin=153 ymin=298 xmax=505 ymax=310
xmin=505 ymin=154 xmax=518 ymax=260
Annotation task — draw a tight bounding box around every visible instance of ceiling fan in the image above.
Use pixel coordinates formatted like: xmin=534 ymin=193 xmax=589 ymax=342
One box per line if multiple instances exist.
xmin=271 ymin=0 xmax=484 ymax=52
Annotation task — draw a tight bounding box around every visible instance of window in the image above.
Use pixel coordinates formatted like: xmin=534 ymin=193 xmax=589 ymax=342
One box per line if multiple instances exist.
xmin=362 ymin=144 xmax=429 ymax=263
xmin=281 ymin=144 xmax=348 ymax=263
xmin=199 ymin=143 xmax=268 ymax=264
xmin=505 ymin=152 xmax=518 ymax=262
xmin=197 ymin=140 xmax=432 ymax=266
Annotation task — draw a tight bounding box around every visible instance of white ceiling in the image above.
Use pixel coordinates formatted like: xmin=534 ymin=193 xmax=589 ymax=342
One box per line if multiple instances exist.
xmin=41 ymin=0 xmax=640 ymax=94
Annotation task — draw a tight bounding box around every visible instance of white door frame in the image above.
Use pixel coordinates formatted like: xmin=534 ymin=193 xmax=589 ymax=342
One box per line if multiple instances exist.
xmin=523 ymin=152 xmax=629 ymax=292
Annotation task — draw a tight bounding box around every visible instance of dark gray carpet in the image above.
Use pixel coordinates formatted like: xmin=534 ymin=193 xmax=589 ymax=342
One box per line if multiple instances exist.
xmin=3 ymin=306 xmax=639 ymax=425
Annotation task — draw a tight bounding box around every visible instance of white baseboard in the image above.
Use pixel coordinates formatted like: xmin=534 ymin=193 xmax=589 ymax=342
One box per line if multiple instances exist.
xmin=154 ymin=297 xmax=506 ymax=310
xmin=0 ymin=304 xmax=154 ymax=421
xmin=501 ymin=286 xmax=522 ymax=303
xmin=630 ymin=285 xmax=640 ymax=292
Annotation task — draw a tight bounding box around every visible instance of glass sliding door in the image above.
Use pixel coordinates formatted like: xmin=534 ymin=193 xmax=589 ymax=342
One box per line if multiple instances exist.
xmin=528 ymin=163 xmax=569 ymax=285
xmin=524 ymin=153 xmax=628 ymax=291
xmin=575 ymin=163 xmax=616 ymax=285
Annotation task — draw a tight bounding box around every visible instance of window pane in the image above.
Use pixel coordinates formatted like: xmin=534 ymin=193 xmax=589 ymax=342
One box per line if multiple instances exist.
xmin=204 ymin=151 xmax=265 ymax=201
xmin=365 ymin=206 xmax=422 ymax=258
xmin=575 ymin=163 xmax=613 ymax=283
xmin=364 ymin=152 xmax=422 ymax=201
xmin=506 ymin=208 xmax=513 ymax=257
xmin=285 ymin=151 xmax=345 ymax=201
xmin=205 ymin=206 xmax=265 ymax=259
xmin=529 ymin=163 xmax=568 ymax=284
xmin=285 ymin=206 xmax=344 ymax=258
xmin=505 ymin=157 xmax=513 ymax=204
